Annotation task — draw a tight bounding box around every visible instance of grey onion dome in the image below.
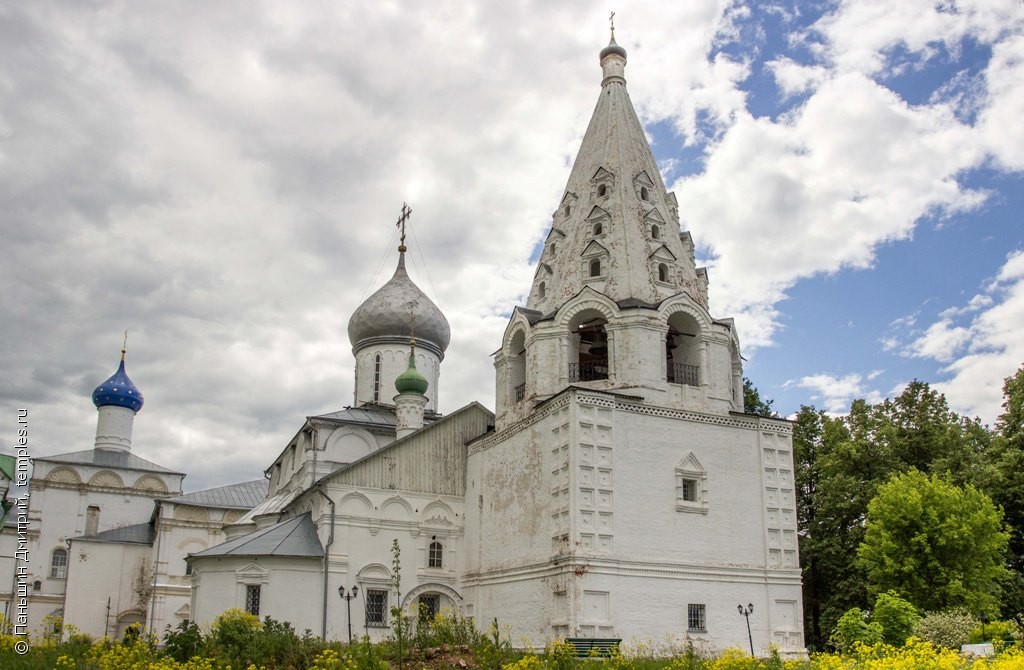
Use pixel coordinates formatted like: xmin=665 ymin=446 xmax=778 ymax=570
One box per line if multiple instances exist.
xmin=600 ymin=35 xmax=627 ymax=61
xmin=347 ymin=253 xmax=451 ymax=354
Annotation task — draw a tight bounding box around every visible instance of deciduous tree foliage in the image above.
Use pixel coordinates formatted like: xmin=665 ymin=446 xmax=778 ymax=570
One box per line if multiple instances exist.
xmin=857 ymin=469 xmax=1008 ymax=613
xmin=793 ymin=374 xmax=1017 ymax=649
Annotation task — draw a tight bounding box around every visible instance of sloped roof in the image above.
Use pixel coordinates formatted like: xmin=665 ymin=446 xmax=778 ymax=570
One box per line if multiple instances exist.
xmin=0 ymin=454 xmax=15 ymax=481
xmin=164 ymin=479 xmax=267 ymax=509
xmin=190 ymin=513 xmax=322 ymax=559
xmin=37 ymin=449 xmax=183 ymax=476
xmin=75 ymin=522 xmax=155 ymax=545
xmin=232 ymin=487 xmax=301 ymax=526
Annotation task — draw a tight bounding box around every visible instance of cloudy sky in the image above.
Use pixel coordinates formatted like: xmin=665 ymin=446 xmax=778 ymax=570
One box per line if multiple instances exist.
xmin=2 ymin=1 xmax=1022 ymax=492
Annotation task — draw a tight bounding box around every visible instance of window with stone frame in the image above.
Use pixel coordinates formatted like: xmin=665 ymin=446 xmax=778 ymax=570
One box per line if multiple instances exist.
xmin=366 ymin=589 xmax=388 ymax=627
xmin=419 ymin=593 xmax=441 ymax=622
xmin=675 ymin=452 xmax=708 ymax=514
xmin=687 ymin=603 xmax=706 ymax=632
xmin=50 ymin=548 xmax=67 ymax=579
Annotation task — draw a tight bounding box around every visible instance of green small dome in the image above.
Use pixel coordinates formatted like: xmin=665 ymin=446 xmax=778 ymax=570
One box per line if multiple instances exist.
xmin=395 ymin=355 xmax=429 ymax=396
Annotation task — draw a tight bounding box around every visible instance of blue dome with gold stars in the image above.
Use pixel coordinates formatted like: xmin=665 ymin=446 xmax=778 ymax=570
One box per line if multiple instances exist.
xmin=92 ymin=358 xmax=144 ymax=412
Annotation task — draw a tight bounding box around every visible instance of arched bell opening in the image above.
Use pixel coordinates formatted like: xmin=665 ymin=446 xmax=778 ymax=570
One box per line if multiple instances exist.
xmin=568 ymin=310 xmax=610 ymax=383
xmin=509 ymin=330 xmax=527 ymax=402
xmin=666 ymin=312 xmax=702 ymax=386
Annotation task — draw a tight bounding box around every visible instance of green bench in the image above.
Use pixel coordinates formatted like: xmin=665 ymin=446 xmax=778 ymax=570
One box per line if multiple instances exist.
xmin=565 ymin=638 xmax=621 ymax=658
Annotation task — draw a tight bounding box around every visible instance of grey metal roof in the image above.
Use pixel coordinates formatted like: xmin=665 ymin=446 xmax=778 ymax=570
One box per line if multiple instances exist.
xmin=311 ymin=405 xmax=439 ymax=428
xmin=37 ymin=449 xmax=184 ymax=476
xmin=232 ymin=488 xmax=301 ymax=525
xmin=164 ymin=479 xmax=268 ymax=509
xmin=190 ymin=513 xmax=323 ymax=559
xmin=74 ymin=522 xmax=155 ymax=545
xmin=312 ymin=405 xmax=399 ymax=426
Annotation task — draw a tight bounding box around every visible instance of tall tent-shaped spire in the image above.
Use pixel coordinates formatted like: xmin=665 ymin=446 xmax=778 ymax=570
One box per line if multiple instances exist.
xmin=494 ymin=29 xmax=740 ymax=428
xmin=526 ymin=30 xmax=707 ymax=313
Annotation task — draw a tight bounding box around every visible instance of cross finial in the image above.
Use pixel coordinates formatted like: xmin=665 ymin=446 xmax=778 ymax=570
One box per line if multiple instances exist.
xmin=121 ymin=329 xmax=128 ymax=361
xmin=396 ymin=202 xmax=412 ymax=252
xmin=609 ymin=11 xmax=616 ymax=40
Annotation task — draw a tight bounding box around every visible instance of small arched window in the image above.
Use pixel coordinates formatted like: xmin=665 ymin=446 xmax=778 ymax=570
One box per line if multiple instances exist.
xmin=593 ymin=222 xmax=603 ymax=236
xmin=590 ymin=259 xmax=602 ymax=278
xmin=640 ymin=186 xmax=649 ymax=201
xmin=658 ymin=263 xmax=669 ymax=282
xmin=538 ymin=282 xmax=546 ymax=299
xmin=564 ymin=204 xmax=571 ymax=217
xmin=429 ymin=540 xmax=443 ymax=568
xmin=597 ymin=184 xmax=607 ymax=197
xmin=33 ymin=580 xmax=41 ymax=592
xmin=50 ymin=548 xmax=67 ymax=579
xmin=651 ymin=225 xmax=660 ymax=240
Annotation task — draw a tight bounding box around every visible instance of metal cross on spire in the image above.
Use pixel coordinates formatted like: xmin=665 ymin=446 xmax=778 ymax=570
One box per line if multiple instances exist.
xmin=609 ymin=11 xmax=616 ymax=40
xmin=396 ymin=202 xmax=412 ymax=252
xmin=121 ymin=329 xmax=128 ymax=361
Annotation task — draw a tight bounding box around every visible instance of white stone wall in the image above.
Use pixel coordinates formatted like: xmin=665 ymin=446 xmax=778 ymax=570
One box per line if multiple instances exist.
xmin=467 ymin=390 xmax=803 ymax=654
xmin=63 ymin=539 xmax=151 ymax=639
xmin=190 ymin=556 xmax=323 ymax=632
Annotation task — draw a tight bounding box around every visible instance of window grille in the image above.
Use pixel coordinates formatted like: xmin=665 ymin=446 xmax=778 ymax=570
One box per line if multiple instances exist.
xmin=366 ymin=589 xmax=388 ymax=626
xmin=419 ymin=594 xmax=441 ymax=622
xmin=373 ymin=354 xmax=382 ymax=402
xmin=245 ymin=584 xmax=261 ymax=616
xmin=688 ymin=603 xmax=706 ymax=632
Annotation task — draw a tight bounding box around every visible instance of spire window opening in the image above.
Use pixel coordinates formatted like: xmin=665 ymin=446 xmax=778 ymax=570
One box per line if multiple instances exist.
xmin=589 ymin=259 xmax=602 ymax=277
xmin=658 ymin=263 xmax=669 ymax=283
xmin=640 ymin=186 xmax=649 ymax=201
xmin=373 ymin=354 xmax=382 ymax=403
xmin=651 ymin=224 xmax=660 ymax=240
xmin=538 ymin=282 xmax=546 ymax=299
xmin=569 ymin=316 xmax=609 ymax=383
xmin=597 ymin=184 xmax=608 ymax=197
xmin=564 ymin=204 xmax=571 ymax=217
xmin=666 ymin=313 xmax=701 ymax=387
xmin=593 ymin=222 xmax=603 ymax=236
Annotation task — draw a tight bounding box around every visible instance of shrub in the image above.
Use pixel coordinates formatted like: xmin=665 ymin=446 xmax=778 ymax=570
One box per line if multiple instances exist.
xmin=829 ymin=608 xmax=882 ymax=653
xmin=912 ymin=608 xmax=976 ymax=649
xmin=969 ymin=618 xmax=1018 ymax=644
xmin=163 ymin=620 xmax=205 ymax=662
xmin=871 ymin=591 xmax=920 ymax=646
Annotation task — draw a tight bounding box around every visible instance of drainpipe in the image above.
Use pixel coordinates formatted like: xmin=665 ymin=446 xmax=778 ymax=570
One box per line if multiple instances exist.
xmin=315 ymin=488 xmax=335 ymax=640
xmin=147 ymin=503 xmax=163 ymax=635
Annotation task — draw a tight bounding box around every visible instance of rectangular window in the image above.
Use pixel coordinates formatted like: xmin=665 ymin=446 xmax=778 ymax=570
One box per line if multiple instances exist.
xmin=419 ymin=594 xmax=440 ymax=622
xmin=681 ymin=478 xmax=697 ymax=502
xmin=428 ymin=541 xmax=443 ymax=568
xmin=366 ymin=589 xmax=388 ymax=627
xmin=50 ymin=549 xmax=67 ymax=579
xmin=687 ymin=603 xmax=706 ymax=632
xmin=245 ymin=584 xmax=261 ymax=616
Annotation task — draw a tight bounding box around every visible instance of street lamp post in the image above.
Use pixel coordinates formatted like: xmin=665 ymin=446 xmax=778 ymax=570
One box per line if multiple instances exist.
xmin=339 ymin=585 xmax=359 ymax=643
xmin=738 ymin=603 xmax=754 ymax=657
xmin=979 ymin=612 xmax=989 ymax=642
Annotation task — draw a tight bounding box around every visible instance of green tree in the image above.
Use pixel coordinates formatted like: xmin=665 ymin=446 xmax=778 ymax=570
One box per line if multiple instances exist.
xmin=828 ymin=607 xmax=882 ymax=653
xmin=742 ymin=377 xmax=777 ymax=417
xmin=987 ymin=365 xmax=1024 ymax=617
xmin=858 ymin=469 xmax=1009 ymax=613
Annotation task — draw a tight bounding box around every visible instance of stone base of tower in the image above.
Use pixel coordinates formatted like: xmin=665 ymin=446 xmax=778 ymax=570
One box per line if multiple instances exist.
xmin=464 ymin=388 xmax=804 ymax=656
